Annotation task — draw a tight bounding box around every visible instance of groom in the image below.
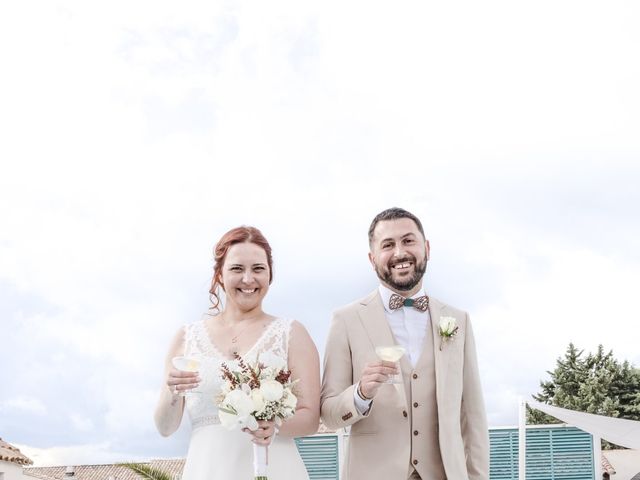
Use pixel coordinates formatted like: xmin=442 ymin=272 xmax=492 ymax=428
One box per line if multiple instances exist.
xmin=320 ymin=207 xmax=489 ymax=480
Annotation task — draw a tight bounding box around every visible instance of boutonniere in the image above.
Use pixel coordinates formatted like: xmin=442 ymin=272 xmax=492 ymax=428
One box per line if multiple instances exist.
xmin=438 ymin=316 xmax=459 ymax=351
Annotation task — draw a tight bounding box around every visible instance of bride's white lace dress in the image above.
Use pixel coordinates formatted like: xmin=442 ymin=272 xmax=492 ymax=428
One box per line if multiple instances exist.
xmin=180 ymin=317 xmax=310 ymax=480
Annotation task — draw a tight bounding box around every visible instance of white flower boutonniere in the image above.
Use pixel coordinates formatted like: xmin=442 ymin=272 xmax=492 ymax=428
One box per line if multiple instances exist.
xmin=438 ymin=316 xmax=459 ymax=351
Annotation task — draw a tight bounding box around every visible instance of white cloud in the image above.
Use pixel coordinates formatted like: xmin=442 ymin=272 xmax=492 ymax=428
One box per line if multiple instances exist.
xmin=70 ymin=414 xmax=95 ymax=433
xmin=1 ymin=396 xmax=48 ymax=416
xmin=15 ymin=441 xmax=139 ymax=467
xmin=103 ymin=388 xmax=158 ymax=435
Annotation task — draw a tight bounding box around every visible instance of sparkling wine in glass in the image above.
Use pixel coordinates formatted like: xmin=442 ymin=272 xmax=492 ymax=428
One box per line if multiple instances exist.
xmin=375 ymin=345 xmax=406 ymax=384
xmin=171 ymin=355 xmax=202 ymax=395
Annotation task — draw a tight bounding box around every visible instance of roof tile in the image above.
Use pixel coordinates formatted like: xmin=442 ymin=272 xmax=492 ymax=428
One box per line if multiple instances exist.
xmin=0 ymin=438 xmax=34 ymax=466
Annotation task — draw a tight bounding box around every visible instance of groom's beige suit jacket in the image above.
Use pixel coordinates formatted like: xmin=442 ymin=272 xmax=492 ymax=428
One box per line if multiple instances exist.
xmin=320 ymin=290 xmax=489 ymax=480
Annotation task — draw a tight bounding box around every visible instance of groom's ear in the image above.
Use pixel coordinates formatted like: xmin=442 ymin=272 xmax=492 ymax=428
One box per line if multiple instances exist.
xmin=368 ymin=251 xmax=376 ymax=268
xmin=425 ymin=240 xmax=430 ymax=261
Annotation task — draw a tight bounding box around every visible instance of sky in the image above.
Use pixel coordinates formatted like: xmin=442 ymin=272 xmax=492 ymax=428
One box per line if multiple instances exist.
xmin=1 ymin=0 xmax=639 ymax=468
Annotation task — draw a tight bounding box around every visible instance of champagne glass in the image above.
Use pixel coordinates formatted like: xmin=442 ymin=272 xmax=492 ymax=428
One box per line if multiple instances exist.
xmin=375 ymin=345 xmax=406 ymax=384
xmin=172 ymin=355 xmax=202 ymax=395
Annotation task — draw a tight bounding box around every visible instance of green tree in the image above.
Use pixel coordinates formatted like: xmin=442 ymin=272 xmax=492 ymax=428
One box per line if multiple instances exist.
xmin=528 ymin=343 xmax=640 ymax=448
xmin=528 ymin=343 xmax=587 ymax=424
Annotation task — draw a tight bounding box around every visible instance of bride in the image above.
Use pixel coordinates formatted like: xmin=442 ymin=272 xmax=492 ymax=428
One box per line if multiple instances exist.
xmin=154 ymin=226 xmax=320 ymax=479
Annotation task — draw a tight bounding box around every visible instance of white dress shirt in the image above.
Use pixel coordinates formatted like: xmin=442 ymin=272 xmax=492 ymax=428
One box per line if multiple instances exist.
xmin=377 ymin=284 xmax=431 ymax=367
xmin=354 ymin=285 xmax=431 ymax=413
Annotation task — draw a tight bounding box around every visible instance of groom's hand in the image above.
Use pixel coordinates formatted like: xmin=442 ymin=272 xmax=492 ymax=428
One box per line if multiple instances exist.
xmin=358 ymin=361 xmax=398 ymax=399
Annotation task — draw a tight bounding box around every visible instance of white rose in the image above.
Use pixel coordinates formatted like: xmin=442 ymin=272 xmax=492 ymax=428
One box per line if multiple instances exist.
xmin=219 ymin=409 xmax=258 ymax=431
xmin=251 ymin=389 xmax=266 ymax=412
xmin=224 ymin=389 xmax=255 ymax=417
xmin=260 ymin=380 xmax=284 ymax=402
xmin=219 ymin=389 xmax=259 ymax=431
xmin=439 ymin=316 xmax=457 ymax=334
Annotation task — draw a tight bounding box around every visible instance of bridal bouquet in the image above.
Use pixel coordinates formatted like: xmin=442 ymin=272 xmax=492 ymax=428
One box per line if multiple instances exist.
xmin=217 ymin=352 xmax=298 ymax=480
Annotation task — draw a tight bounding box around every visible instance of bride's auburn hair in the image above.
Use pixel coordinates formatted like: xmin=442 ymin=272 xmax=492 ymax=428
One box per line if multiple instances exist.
xmin=209 ymin=226 xmax=274 ymax=313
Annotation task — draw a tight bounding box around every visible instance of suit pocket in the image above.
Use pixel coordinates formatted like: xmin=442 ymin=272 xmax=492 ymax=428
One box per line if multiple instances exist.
xmin=350 ymin=418 xmax=378 ymax=435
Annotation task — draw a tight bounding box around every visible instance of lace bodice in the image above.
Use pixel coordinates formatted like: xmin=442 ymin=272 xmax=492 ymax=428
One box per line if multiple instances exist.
xmin=182 ymin=317 xmax=293 ymax=430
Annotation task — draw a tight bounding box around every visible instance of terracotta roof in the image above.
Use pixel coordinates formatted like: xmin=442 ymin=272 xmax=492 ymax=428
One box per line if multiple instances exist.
xmin=0 ymin=438 xmax=34 ymax=466
xmin=25 ymin=460 xmax=185 ymax=480
xmin=602 ymin=453 xmax=617 ymax=475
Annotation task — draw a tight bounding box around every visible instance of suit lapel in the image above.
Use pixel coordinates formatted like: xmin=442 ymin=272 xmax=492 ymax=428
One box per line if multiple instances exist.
xmin=357 ymin=290 xmax=396 ymax=348
xmin=428 ymin=297 xmax=446 ymax=409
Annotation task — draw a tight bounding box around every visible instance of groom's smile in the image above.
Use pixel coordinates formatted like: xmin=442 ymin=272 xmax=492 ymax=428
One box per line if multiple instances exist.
xmin=391 ymin=260 xmax=413 ymax=270
xmin=386 ymin=255 xmax=422 ymax=284
xmin=389 ymin=257 xmax=416 ymax=278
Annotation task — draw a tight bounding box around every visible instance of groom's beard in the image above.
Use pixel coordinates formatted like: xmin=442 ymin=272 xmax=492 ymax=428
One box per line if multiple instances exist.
xmin=375 ymin=254 xmax=427 ymax=292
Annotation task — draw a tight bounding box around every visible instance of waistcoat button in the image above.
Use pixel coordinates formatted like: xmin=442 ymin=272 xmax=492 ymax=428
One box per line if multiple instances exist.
xmin=412 ymin=373 xmax=418 ymax=379
xmin=413 ymin=402 xmax=419 ymax=408
xmin=402 ymin=410 xmax=408 ymax=418
xmin=414 ymin=430 xmax=419 ymax=436
xmin=413 ymin=459 xmax=418 ymax=465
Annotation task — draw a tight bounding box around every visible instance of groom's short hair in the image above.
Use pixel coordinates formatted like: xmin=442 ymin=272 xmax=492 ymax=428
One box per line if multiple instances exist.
xmin=368 ymin=207 xmax=426 ymax=245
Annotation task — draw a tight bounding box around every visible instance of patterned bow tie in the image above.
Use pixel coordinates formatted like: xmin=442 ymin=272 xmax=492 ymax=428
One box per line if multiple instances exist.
xmin=389 ymin=294 xmax=429 ymax=312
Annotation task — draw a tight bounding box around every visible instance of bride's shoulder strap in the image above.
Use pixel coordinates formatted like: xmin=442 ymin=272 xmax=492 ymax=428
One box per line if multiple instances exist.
xmin=257 ymin=317 xmax=290 ymax=358
xmin=278 ymin=318 xmax=296 ymax=356
xmin=182 ymin=322 xmax=194 ymax=356
xmin=283 ymin=318 xmax=294 ymax=350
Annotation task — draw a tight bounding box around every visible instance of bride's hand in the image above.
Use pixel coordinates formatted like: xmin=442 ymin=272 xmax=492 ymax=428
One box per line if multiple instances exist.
xmin=166 ymin=368 xmax=200 ymax=396
xmin=244 ymin=419 xmax=278 ymax=446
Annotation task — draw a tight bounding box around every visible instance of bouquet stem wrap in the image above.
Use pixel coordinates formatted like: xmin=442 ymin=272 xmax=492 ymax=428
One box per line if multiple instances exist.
xmin=253 ymin=443 xmax=268 ymax=479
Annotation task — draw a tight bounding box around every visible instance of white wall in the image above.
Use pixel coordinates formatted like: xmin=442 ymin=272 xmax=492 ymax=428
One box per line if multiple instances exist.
xmin=0 ymin=461 xmax=25 ymax=480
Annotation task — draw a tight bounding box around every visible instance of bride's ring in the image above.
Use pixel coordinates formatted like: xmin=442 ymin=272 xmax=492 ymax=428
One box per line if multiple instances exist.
xmin=173 ymin=386 xmax=179 ymax=395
